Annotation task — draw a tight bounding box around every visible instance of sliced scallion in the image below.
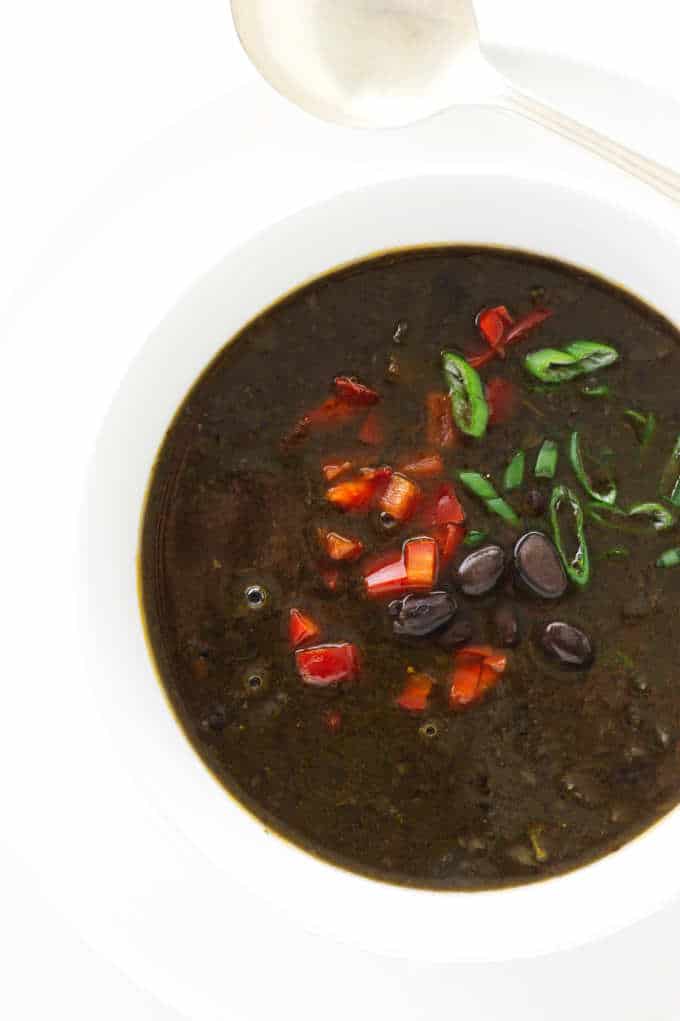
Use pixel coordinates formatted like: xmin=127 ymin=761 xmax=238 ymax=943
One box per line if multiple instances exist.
xmin=657 ymin=548 xmax=680 ymax=569
xmin=524 ymin=341 xmax=619 ymax=384
xmin=534 ymin=439 xmax=558 ymax=479
xmin=503 ymin=450 xmax=525 ymax=491
xmin=625 ymin=410 xmax=656 ymax=449
xmin=569 ymin=432 xmax=617 ymax=506
xmin=660 ymin=435 xmax=680 ymax=507
xmin=458 ymin=471 xmax=520 ymax=526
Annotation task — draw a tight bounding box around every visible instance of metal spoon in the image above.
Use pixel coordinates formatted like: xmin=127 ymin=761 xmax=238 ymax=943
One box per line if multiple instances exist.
xmin=231 ymin=0 xmax=680 ymax=202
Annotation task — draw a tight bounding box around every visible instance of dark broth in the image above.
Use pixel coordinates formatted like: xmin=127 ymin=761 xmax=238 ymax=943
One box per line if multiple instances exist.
xmin=141 ymin=247 xmax=680 ymax=889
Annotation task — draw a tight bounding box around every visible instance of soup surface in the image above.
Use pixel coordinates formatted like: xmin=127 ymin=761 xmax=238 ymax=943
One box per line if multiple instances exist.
xmin=141 ymin=247 xmax=680 ymax=889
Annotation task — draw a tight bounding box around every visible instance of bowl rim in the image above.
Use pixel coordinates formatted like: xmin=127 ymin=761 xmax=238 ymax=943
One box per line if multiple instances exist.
xmin=83 ymin=169 xmax=680 ymax=963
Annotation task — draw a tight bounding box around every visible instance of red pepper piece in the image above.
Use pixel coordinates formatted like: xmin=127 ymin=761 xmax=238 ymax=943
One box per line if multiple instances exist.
xmin=458 ymin=645 xmax=507 ymax=673
xmin=322 ymin=460 xmax=353 ymax=482
xmin=358 ymin=409 xmax=385 ymax=446
xmin=426 ymin=392 xmax=457 ymax=449
xmin=318 ymin=564 xmax=343 ymax=593
xmin=434 ymin=482 xmax=466 ymax=526
xmin=333 ymin=376 xmax=380 ymax=406
xmin=296 ymin=643 xmax=360 ymax=686
xmin=468 ymin=348 xmax=497 ymax=370
xmin=378 ymin=473 xmax=422 ymax=523
xmin=486 ymin=377 xmax=519 ymax=425
xmin=322 ymin=708 xmax=343 ymax=734
xmin=468 ymin=305 xmax=553 ymax=371
xmin=398 ymin=453 xmax=444 ymax=478
xmin=449 ymin=645 xmax=507 ymax=707
xmin=289 ymin=608 xmax=321 ymax=648
xmin=319 ymin=529 xmax=365 ymax=561
xmin=403 ymin=536 xmax=438 ymax=589
xmin=504 ymin=307 xmax=553 ymax=346
xmin=449 ymin=657 xmax=483 ymax=707
xmin=432 ymin=522 xmax=466 ymax=565
xmin=307 ymin=396 xmax=359 ymax=427
xmin=396 ymin=672 xmax=434 ymax=711
xmin=419 ymin=482 xmax=466 ymax=529
xmin=476 ymin=305 xmax=513 ymax=350
xmin=363 ymin=553 xmax=409 ymax=598
xmin=326 ymin=466 xmax=391 ymax=513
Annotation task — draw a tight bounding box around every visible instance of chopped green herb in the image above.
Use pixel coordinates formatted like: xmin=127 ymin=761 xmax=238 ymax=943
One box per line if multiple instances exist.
xmin=656 ymin=548 xmax=680 ymax=568
xmin=549 ymin=484 xmax=591 ymax=586
xmin=534 ymin=439 xmax=558 ymax=479
xmin=458 ymin=471 xmax=520 ymax=526
xmin=441 ymin=352 xmax=489 ymax=438
xmin=524 ymin=341 xmax=619 ymax=384
xmin=464 ymin=529 xmax=488 ymax=547
xmin=503 ymin=450 xmax=525 ymax=491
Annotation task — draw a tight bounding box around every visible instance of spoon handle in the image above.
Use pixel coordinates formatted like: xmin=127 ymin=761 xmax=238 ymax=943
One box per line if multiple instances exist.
xmin=500 ymin=88 xmax=680 ymax=204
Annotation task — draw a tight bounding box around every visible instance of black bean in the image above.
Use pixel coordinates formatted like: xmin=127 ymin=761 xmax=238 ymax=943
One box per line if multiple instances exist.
xmin=437 ymin=614 xmax=474 ymax=650
xmin=390 ymin=591 xmax=457 ymax=638
xmin=539 ymin=621 xmax=594 ymax=668
xmin=493 ymin=603 xmax=520 ymax=647
xmin=514 ymin=531 xmax=567 ymax=599
xmin=455 ymin=545 xmax=506 ymax=597
xmin=200 ymin=705 xmax=227 ymax=733
xmin=524 ymin=488 xmax=548 ymax=516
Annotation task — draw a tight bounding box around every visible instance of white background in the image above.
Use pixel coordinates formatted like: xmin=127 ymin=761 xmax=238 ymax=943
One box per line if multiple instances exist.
xmin=2 ymin=1 xmax=679 ymax=1018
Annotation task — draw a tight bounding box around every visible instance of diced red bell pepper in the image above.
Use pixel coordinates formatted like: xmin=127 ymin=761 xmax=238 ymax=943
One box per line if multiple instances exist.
xmin=363 ymin=553 xmax=409 ymax=598
xmin=358 ymin=409 xmax=384 ymax=446
xmin=378 ymin=473 xmax=422 ymax=523
xmin=449 ymin=645 xmax=507 ymax=707
xmin=504 ymin=307 xmax=553 ymax=346
xmin=432 ymin=522 xmax=466 ymax=565
xmin=486 ymin=377 xmax=519 ymax=425
xmin=426 ymin=392 xmax=457 ymax=449
xmin=289 ymin=608 xmax=321 ymax=648
xmin=333 ymin=376 xmax=380 ymax=406
xmin=396 ymin=672 xmax=434 ymax=711
xmin=296 ymin=643 xmax=360 ymax=686
xmin=326 ymin=466 xmax=392 ymax=513
xmin=323 ymin=460 xmax=353 ymax=482
xmin=398 ymin=453 xmax=444 ymax=478
xmin=476 ymin=305 xmax=513 ymax=350
xmin=403 ymin=536 xmax=438 ymax=589
xmin=322 ymin=708 xmax=343 ymax=734
xmin=319 ymin=529 xmax=365 ymax=561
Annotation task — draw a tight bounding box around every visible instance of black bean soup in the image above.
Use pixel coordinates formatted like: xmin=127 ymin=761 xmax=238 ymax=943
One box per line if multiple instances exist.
xmin=141 ymin=247 xmax=680 ymax=889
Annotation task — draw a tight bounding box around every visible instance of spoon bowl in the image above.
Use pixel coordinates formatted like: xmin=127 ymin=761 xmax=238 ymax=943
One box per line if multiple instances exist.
xmin=231 ymin=0 xmax=504 ymax=128
xmin=231 ymin=0 xmax=680 ymax=200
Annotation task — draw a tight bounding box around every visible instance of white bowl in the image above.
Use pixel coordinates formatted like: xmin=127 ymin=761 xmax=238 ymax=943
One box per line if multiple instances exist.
xmin=84 ymin=172 xmax=680 ymax=963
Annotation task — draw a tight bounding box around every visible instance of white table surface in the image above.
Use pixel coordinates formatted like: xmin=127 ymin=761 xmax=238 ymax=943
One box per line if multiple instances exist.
xmin=1 ymin=2 xmax=679 ymax=1018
